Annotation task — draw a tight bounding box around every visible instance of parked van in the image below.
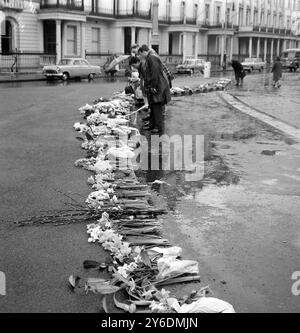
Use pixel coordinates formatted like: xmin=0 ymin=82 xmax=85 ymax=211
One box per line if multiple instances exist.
xmin=281 ymin=48 xmax=300 ymax=72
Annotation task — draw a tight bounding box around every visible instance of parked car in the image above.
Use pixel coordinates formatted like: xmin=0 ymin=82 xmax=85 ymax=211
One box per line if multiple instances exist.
xmin=241 ymin=58 xmax=266 ymax=72
xmin=176 ymin=58 xmax=205 ymax=74
xmin=281 ymin=49 xmax=300 ymax=72
xmin=43 ymin=58 xmax=101 ymax=81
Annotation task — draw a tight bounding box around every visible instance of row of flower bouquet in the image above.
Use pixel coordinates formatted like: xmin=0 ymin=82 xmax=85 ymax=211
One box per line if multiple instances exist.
xmin=70 ymin=89 xmax=235 ymax=313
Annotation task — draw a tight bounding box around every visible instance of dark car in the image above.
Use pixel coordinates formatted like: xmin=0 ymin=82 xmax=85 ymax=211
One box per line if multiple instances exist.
xmin=281 ymin=49 xmax=300 ymax=72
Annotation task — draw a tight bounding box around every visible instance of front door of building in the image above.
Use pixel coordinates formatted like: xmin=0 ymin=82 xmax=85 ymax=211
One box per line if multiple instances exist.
xmin=43 ymin=20 xmax=56 ymax=54
xmin=169 ymin=33 xmax=173 ymax=55
xmin=124 ymin=27 xmax=131 ymax=54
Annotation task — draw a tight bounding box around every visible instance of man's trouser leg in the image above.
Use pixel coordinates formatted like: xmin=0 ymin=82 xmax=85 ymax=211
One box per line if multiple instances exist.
xmin=152 ymin=103 xmax=163 ymax=133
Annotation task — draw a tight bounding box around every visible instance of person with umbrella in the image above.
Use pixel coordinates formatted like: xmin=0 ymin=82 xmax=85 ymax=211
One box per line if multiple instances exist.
xmin=105 ymin=54 xmax=130 ymax=77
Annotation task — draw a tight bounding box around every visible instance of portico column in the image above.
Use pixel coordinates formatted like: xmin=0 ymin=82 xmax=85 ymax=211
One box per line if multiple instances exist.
xmin=276 ymin=39 xmax=280 ymax=56
xmin=249 ymin=37 xmax=253 ymax=57
xmin=220 ymin=35 xmax=225 ymax=66
xmin=81 ymin=22 xmax=86 ymax=58
xmin=283 ymin=39 xmax=287 ymax=50
xmin=194 ymin=33 xmax=199 ymax=59
xmin=56 ymin=20 xmax=62 ymax=64
xmin=270 ymin=38 xmax=274 ymax=62
xmin=38 ymin=20 xmax=44 ymax=53
xmin=182 ymin=32 xmax=187 ymax=62
xmin=62 ymin=22 xmax=67 ymax=58
xmin=257 ymin=37 xmax=260 ymax=57
xmin=230 ymin=36 xmax=234 ymax=59
xmin=148 ymin=28 xmax=152 ymax=46
xmin=264 ymin=38 xmax=267 ymax=62
xmin=131 ymin=27 xmax=136 ymax=46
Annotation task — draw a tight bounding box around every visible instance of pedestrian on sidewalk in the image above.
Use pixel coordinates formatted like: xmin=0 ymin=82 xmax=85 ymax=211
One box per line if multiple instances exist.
xmin=231 ymin=59 xmax=245 ymax=86
xmin=272 ymin=57 xmax=282 ymax=88
xmin=137 ymin=45 xmax=171 ymax=135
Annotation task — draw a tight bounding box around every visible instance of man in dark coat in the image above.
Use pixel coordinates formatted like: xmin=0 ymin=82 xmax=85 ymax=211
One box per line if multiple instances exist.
xmin=272 ymin=57 xmax=282 ymax=88
xmin=138 ymin=45 xmax=171 ymax=134
xmin=231 ymin=59 xmax=245 ymax=86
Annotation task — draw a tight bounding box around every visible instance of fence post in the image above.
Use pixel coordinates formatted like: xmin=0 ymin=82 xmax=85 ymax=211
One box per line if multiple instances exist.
xmin=15 ymin=48 xmax=18 ymax=73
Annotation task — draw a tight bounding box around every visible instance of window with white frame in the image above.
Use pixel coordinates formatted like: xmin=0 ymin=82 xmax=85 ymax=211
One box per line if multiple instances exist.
xmin=67 ymin=26 xmax=77 ymax=55
xmin=91 ymin=27 xmax=100 ymax=53
xmin=205 ymin=4 xmax=210 ymax=22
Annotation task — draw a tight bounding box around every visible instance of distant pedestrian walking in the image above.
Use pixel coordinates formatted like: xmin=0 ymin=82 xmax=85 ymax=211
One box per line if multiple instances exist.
xmin=231 ymin=60 xmax=245 ymax=86
xmin=272 ymin=57 xmax=282 ymax=88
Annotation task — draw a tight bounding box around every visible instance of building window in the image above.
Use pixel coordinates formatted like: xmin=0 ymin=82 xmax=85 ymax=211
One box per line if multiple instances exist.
xmin=239 ymin=7 xmax=243 ymax=25
xmin=205 ymin=4 xmax=210 ymax=21
xmin=226 ymin=8 xmax=230 ymax=24
xmin=216 ymin=6 xmax=221 ymax=24
xmin=194 ymin=4 xmax=198 ymax=20
xmin=67 ymin=26 xmax=77 ymax=55
xmin=180 ymin=1 xmax=185 ymax=20
xmin=91 ymin=27 xmax=100 ymax=53
xmin=1 ymin=20 xmax=13 ymax=54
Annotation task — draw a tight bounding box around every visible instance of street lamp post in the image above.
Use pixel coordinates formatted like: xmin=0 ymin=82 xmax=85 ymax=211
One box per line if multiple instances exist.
xmin=222 ymin=0 xmax=236 ymax=68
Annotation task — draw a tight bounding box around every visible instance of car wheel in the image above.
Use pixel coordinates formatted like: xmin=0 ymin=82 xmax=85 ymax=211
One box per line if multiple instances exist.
xmin=88 ymin=73 xmax=95 ymax=80
xmin=62 ymin=72 xmax=69 ymax=81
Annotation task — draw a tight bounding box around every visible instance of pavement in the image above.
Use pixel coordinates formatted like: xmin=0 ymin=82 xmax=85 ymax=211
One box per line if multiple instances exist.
xmin=228 ymin=72 xmax=300 ymax=129
xmin=1 ymin=72 xmax=300 ymax=313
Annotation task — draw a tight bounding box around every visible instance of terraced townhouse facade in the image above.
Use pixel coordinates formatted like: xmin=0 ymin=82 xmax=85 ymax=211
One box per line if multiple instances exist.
xmin=0 ymin=0 xmax=300 ymax=71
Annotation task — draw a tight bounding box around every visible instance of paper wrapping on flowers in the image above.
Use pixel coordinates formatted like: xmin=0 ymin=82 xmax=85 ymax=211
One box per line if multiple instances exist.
xmin=156 ymin=257 xmax=199 ymax=280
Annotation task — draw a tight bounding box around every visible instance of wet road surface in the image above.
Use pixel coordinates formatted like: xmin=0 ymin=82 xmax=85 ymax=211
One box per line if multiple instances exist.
xmin=1 ymin=73 xmax=300 ymax=312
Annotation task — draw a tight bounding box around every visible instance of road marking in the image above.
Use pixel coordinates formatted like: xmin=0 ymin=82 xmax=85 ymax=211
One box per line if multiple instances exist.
xmin=219 ymin=91 xmax=300 ymax=145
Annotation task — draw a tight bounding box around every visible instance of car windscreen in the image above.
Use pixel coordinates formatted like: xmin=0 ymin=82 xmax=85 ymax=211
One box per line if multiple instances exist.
xmin=244 ymin=58 xmax=253 ymax=62
xmin=184 ymin=60 xmax=195 ymax=65
xmin=59 ymin=59 xmax=73 ymax=65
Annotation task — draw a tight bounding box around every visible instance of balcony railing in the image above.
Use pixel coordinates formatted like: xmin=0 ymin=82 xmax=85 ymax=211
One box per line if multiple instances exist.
xmin=40 ymin=0 xmax=84 ymax=11
xmin=158 ymin=16 xmax=185 ymax=25
xmin=186 ymin=17 xmax=197 ymax=25
xmin=0 ymin=0 xmax=24 ymax=11
xmin=86 ymin=7 xmax=115 ymax=18
xmin=116 ymin=9 xmax=151 ymax=20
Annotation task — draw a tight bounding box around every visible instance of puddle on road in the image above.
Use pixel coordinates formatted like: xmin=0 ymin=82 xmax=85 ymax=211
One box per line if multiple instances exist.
xmin=137 ymin=91 xmax=299 ymax=211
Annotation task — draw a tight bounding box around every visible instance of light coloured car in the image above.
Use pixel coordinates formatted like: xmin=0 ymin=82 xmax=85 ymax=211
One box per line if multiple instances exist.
xmin=241 ymin=58 xmax=266 ymax=72
xmin=176 ymin=59 xmax=205 ymax=74
xmin=43 ymin=58 xmax=101 ymax=81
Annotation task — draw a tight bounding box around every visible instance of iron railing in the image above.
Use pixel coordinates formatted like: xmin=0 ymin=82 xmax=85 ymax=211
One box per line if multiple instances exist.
xmin=158 ymin=16 xmax=184 ymax=25
xmin=116 ymin=9 xmax=152 ymax=20
xmin=185 ymin=17 xmax=197 ymax=25
xmin=40 ymin=0 xmax=84 ymax=11
xmin=0 ymin=52 xmax=56 ymax=72
xmin=0 ymin=0 xmax=24 ymax=11
xmin=86 ymin=7 xmax=115 ymax=18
